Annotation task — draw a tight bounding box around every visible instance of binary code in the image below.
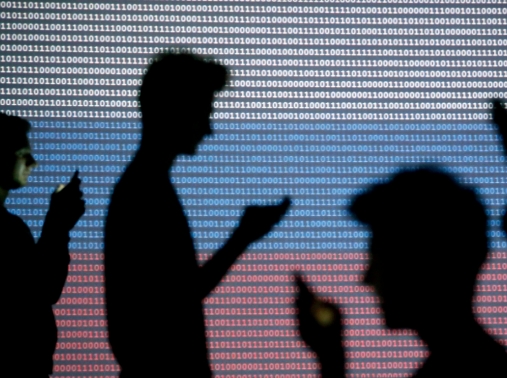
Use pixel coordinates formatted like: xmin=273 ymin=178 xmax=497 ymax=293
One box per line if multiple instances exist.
xmin=1 ymin=0 xmax=507 ymax=377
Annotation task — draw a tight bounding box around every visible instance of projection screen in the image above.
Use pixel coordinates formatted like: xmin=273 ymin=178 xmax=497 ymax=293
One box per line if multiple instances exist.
xmin=0 ymin=1 xmax=506 ymax=376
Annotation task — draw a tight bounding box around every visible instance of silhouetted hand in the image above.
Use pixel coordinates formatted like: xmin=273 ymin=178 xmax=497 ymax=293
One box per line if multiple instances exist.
xmin=44 ymin=170 xmax=85 ymax=233
xmin=295 ymin=275 xmax=345 ymax=378
xmin=233 ymin=196 xmax=291 ymax=246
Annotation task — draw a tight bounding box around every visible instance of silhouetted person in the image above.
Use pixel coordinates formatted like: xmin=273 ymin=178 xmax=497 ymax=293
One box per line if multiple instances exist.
xmin=104 ymin=52 xmax=290 ymax=377
xmin=296 ymin=168 xmax=507 ymax=377
xmin=0 ymin=113 xmax=85 ymax=377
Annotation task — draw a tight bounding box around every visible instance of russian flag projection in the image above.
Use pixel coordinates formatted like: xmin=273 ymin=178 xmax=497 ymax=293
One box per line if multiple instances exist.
xmin=1 ymin=0 xmax=506 ymax=376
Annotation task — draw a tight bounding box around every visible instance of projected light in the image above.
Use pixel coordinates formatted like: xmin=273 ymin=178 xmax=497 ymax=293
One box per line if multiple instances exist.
xmin=0 ymin=1 xmax=506 ymax=377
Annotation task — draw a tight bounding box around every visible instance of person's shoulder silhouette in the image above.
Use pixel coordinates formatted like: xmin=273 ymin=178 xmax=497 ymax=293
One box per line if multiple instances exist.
xmin=350 ymin=167 xmax=507 ymax=377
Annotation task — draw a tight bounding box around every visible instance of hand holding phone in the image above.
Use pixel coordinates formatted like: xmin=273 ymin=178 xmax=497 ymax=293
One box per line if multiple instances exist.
xmin=234 ymin=197 xmax=291 ymax=246
xmin=46 ymin=170 xmax=86 ymax=232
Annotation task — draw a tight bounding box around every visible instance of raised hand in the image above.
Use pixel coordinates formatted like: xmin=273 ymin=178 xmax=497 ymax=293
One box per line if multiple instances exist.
xmin=234 ymin=196 xmax=291 ymax=246
xmin=295 ymin=275 xmax=345 ymax=378
xmin=45 ymin=170 xmax=86 ymax=233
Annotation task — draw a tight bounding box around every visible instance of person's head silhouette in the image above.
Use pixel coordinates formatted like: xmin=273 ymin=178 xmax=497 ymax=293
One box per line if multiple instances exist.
xmin=0 ymin=113 xmax=37 ymax=196
xmin=296 ymin=167 xmax=507 ymax=376
xmin=138 ymin=52 xmax=227 ymax=158
xmin=350 ymin=167 xmax=487 ymax=330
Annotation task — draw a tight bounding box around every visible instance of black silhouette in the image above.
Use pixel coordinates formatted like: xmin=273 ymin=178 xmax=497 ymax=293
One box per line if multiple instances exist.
xmin=296 ymin=168 xmax=507 ymax=377
xmin=295 ymin=275 xmax=344 ymax=378
xmin=0 ymin=113 xmax=85 ymax=377
xmin=492 ymin=99 xmax=507 ymax=235
xmin=104 ymin=52 xmax=290 ymax=377
xmin=492 ymin=100 xmax=507 ymax=146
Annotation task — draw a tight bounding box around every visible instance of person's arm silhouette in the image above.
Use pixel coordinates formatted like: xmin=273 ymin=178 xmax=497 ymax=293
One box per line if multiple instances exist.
xmin=37 ymin=170 xmax=85 ymax=303
xmin=198 ymin=197 xmax=290 ymax=299
xmin=294 ymin=274 xmax=345 ymax=378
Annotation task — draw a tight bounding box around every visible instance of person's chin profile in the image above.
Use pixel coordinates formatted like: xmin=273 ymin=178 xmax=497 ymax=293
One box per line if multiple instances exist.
xmin=380 ymin=300 xmax=405 ymax=329
xmin=180 ymin=142 xmax=199 ymax=156
xmin=18 ymin=167 xmax=33 ymax=186
xmin=10 ymin=180 xmax=24 ymax=190
xmin=384 ymin=314 xmax=402 ymax=329
xmin=191 ymin=135 xmax=206 ymax=154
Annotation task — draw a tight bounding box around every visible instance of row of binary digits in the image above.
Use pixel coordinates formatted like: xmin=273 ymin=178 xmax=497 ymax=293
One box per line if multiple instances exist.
xmin=2 ymin=51 xmax=507 ymax=377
